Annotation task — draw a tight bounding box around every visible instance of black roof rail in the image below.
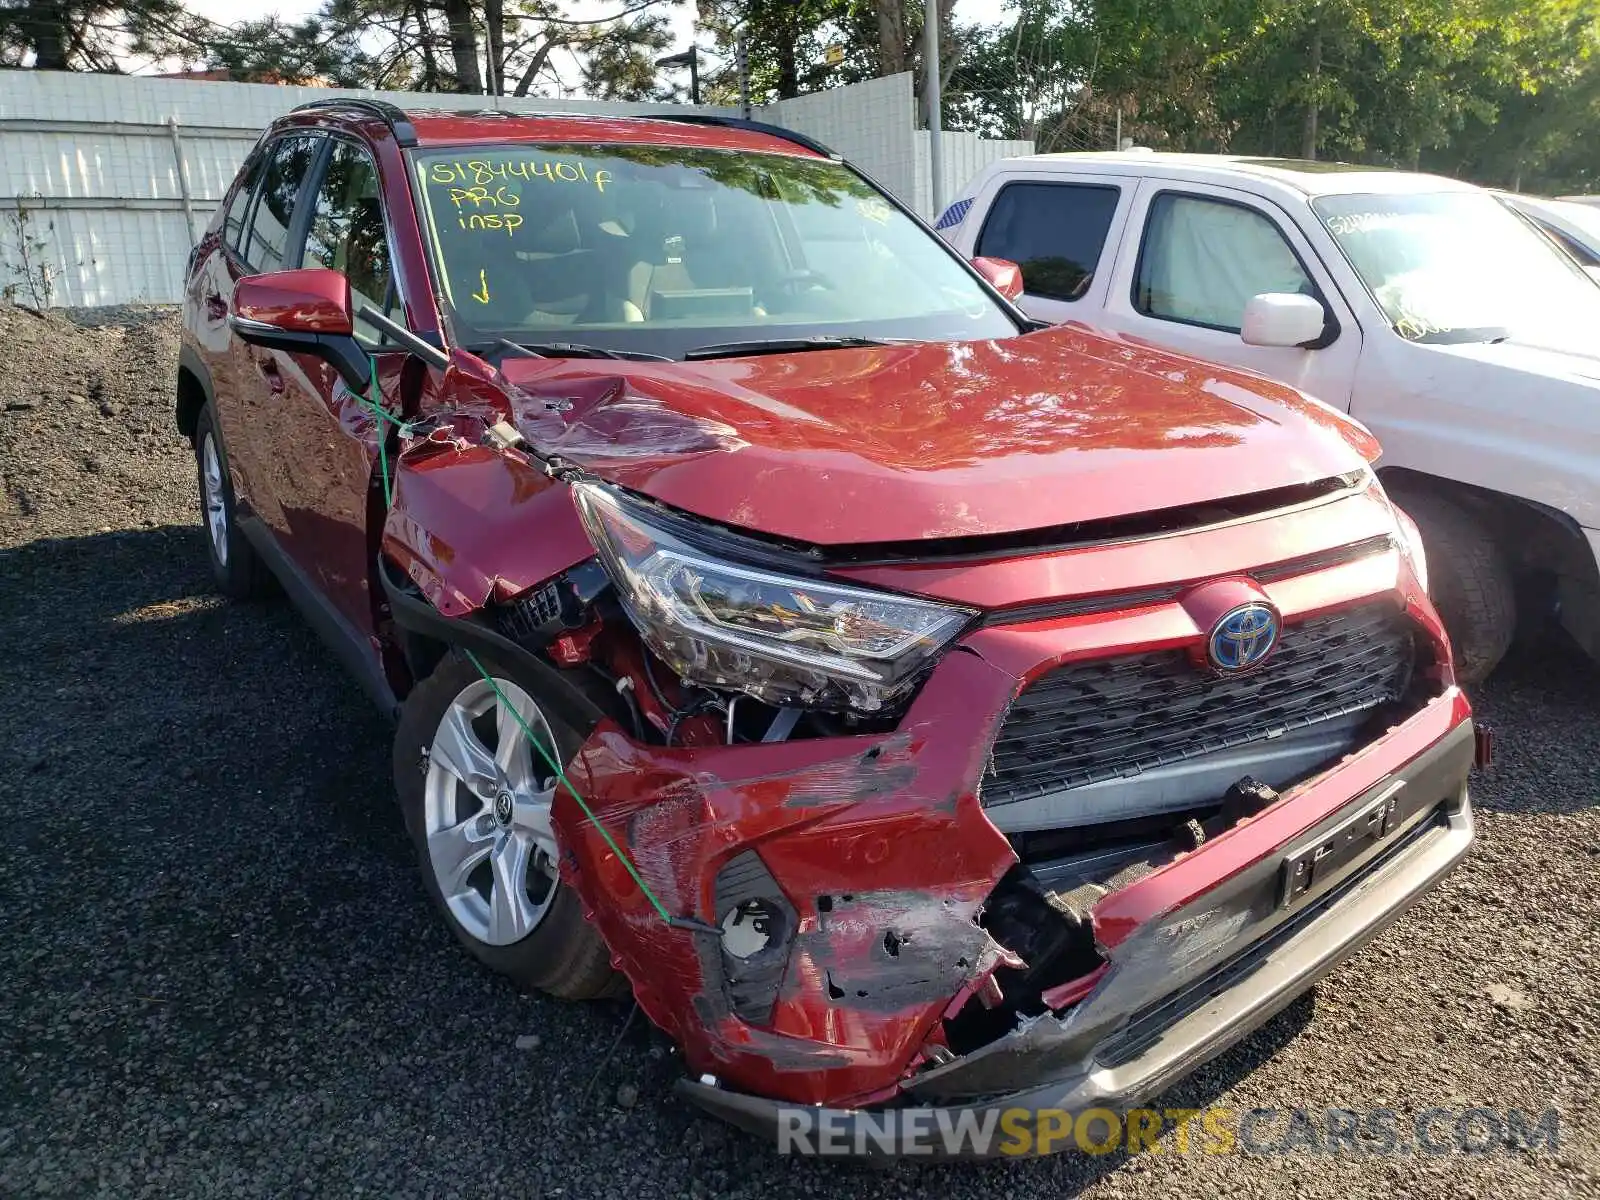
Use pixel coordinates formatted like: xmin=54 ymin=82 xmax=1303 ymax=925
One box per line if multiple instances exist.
xmin=292 ymin=97 xmax=418 ymax=148
xmin=642 ymin=112 xmax=839 ymax=160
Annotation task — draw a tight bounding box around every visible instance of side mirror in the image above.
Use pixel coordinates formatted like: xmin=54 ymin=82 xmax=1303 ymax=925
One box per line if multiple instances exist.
xmin=230 ymin=268 xmax=371 ymax=393
xmin=1241 ymin=292 xmax=1329 ymax=348
xmin=971 ymin=255 xmax=1025 ymax=302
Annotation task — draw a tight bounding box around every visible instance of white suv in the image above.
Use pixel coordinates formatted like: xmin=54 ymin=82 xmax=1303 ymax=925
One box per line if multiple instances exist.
xmin=939 ymin=152 xmax=1600 ymax=682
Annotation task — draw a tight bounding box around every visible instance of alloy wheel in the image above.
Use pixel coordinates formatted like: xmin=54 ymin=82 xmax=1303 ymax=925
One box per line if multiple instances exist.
xmin=422 ymin=676 xmax=562 ymax=946
xmin=200 ymin=432 xmax=228 ymax=566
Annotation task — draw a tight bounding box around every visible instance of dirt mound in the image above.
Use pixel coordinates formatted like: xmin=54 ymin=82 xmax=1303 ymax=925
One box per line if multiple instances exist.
xmin=0 ymin=303 xmax=190 ymax=546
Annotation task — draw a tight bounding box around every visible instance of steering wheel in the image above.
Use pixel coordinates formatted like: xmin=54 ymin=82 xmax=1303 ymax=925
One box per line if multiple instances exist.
xmin=770 ymin=269 xmax=837 ymax=295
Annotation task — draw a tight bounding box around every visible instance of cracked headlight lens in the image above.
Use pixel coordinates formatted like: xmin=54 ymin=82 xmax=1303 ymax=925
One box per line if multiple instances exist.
xmin=573 ymin=482 xmax=973 ymax=713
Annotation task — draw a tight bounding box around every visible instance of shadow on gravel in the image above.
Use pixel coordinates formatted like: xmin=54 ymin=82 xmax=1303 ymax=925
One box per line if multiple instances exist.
xmin=882 ymin=993 xmax=1317 ymax=1192
xmin=0 ymin=527 xmax=623 ymax=1194
xmin=1465 ymin=634 xmax=1599 ymax=817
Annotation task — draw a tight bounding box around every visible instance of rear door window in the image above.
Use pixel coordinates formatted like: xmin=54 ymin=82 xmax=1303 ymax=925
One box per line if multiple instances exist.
xmin=245 ymin=135 xmax=321 ymax=273
xmin=223 ymin=153 xmax=266 ymax=255
xmin=975 ymin=182 xmax=1121 ymax=301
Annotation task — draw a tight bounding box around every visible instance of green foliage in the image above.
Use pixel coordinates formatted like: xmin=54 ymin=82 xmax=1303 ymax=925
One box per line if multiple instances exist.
xmin=1 ymin=193 xmax=62 ymax=310
xmin=697 ymin=0 xmax=956 ymax=107
xmin=0 ymin=0 xmax=207 ymax=70
xmin=944 ymin=0 xmax=1600 ymax=193
xmin=203 ymin=11 xmax=376 ymax=86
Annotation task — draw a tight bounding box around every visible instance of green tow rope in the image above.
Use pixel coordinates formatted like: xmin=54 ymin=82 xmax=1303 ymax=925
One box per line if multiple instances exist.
xmin=366 ymin=360 xmax=698 ymax=933
xmin=363 ymin=358 xmax=408 ymax=504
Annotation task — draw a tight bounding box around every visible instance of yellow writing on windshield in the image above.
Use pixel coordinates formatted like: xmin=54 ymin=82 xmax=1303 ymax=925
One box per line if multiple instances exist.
xmin=456 ymin=212 xmax=523 ymax=235
xmin=448 ymin=185 xmax=520 ymax=209
xmin=428 ymin=159 xmax=612 ymax=193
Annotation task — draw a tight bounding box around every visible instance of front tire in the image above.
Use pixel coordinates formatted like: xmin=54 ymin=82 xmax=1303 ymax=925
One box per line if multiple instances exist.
xmin=394 ymin=653 xmax=622 ymax=1000
xmin=1389 ymin=485 xmax=1516 ymax=685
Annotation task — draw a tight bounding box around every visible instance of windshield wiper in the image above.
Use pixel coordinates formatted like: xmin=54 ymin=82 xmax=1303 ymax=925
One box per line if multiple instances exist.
xmin=683 ymin=335 xmax=904 ymax=361
xmin=496 ymin=338 xmax=671 ymax=363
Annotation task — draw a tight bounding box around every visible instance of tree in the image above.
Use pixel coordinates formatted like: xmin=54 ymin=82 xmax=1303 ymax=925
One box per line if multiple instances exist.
xmin=203 ymin=11 xmax=377 ymax=85
xmin=578 ymin=8 xmax=676 ymax=99
xmin=201 ymin=0 xmax=689 ymax=97
xmin=0 ymin=0 xmax=205 ymax=70
xmin=943 ymin=0 xmax=1600 ymax=192
xmin=698 ymin=0 xmax=959 ymax=112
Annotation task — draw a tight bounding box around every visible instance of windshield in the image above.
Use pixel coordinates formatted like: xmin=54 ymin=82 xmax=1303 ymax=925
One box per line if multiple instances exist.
xmin=411 ymin=142 xmax=1018 ymax=359
xmin=1312 ymin=191 xmax=1600 ymax=346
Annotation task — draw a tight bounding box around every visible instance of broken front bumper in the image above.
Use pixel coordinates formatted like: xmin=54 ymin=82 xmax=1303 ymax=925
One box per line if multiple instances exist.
xmin=678 ymin=711 xmax=1474 ymax=1157
xmin=552 ymin=585 xmax=1475 ymax=1134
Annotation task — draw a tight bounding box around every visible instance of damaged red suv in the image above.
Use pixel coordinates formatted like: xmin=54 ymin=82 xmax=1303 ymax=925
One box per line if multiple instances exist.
xmin=177 ymin=99 xmax=1478 ymax=1153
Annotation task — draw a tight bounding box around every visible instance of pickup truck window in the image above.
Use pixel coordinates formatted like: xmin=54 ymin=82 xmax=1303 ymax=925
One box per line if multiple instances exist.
xmin=1135 ymin=192 xmax=1313 ymax=332
xmin=1313 ymin=191 xmax=1600 ymax=345
xmin=974 ymin=182 xmax=1119 ymax=301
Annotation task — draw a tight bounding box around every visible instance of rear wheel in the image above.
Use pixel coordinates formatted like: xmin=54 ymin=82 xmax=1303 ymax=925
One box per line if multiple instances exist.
xmin=1389 ymin=484 xmax=1516 ymax=685
xmin=193 ymin=403 xmax=269 ymax=599
xmin=394 ymin=653 xmax=623 ymax=1000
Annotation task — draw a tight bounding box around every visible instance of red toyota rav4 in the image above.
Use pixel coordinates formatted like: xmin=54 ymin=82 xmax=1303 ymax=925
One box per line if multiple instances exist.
xmin=177 ymin=99 xmax=1478 ymax=1153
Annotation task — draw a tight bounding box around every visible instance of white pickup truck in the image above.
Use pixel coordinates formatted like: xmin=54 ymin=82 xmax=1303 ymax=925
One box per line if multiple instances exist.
xmin=938 ymin=152 xmax=1600 ymax=682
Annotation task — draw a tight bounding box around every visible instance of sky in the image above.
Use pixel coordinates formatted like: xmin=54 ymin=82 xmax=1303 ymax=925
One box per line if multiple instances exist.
xmin=180 ymin=0 xmax=1014 ymax=75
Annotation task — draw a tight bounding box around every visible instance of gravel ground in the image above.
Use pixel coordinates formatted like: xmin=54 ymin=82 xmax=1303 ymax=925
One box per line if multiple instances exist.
xmin=1 ymin=302 xmax=1597 ymax=1198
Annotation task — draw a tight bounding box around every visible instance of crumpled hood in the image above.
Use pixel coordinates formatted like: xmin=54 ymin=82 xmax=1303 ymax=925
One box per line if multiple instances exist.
xmin=501 ymin=324 xmax=1375 ymax=547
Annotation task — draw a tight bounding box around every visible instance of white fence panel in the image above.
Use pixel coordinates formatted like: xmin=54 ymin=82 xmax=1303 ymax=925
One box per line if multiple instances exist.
xmin=760 ymin=74 xmax=922 ymax=208
xmin=911 ymin=130 xmax=1034 ymax=220
xmin=0 ymin=70 xmax=1030 ymax=306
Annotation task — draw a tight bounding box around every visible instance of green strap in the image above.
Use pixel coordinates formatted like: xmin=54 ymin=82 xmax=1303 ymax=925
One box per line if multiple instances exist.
xmin=462 ymin=649 xmax=676 ymax=926
xmin=362 ymin=356 xmax=411 ymax=504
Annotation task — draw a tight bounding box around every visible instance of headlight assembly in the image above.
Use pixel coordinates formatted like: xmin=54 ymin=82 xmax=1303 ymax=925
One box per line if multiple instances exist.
xmin=572 ymin=483 xmax=974 ymax=713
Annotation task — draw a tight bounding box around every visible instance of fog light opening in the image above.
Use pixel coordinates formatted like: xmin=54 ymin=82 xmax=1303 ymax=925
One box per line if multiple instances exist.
xmin=721 ymin=898 xmax=781 ymax=959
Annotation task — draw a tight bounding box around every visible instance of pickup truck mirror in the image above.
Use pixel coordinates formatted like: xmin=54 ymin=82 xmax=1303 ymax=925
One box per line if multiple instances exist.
xmin=971 ymin=255 xmax=1025 ymax=302
xmin=230 ymin=268 xmax=371 ymax=393
xmin=1241 ymin=292 xmax=1328 ymax=349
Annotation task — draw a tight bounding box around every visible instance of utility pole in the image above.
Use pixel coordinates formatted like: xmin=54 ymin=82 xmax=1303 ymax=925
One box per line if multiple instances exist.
xmin=925 ymin=0 xmax=943 ymax=217
xmin=735 ymin=35 xmax=751 ymax=119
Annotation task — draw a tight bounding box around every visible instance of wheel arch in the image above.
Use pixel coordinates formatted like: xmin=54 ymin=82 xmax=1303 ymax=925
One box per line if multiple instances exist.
xmin=175 ymin=344 xmax=213 ymax=441
xmin=377 ymin=552 xmax=617 ymax=730
xmin=1379 ymin=466 xmax=1592 ymax=580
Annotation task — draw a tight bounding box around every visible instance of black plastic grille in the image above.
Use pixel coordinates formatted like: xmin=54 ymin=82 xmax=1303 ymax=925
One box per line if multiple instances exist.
xmin=985 ymin=602 xmax=1416 ymax=806
xmin=497 ymin=582 xmax=564 ymax=644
